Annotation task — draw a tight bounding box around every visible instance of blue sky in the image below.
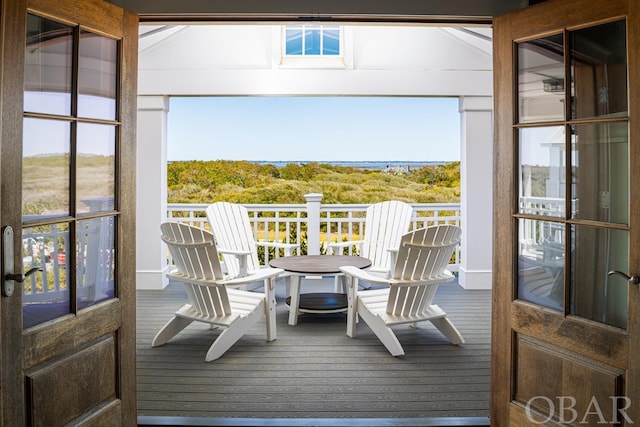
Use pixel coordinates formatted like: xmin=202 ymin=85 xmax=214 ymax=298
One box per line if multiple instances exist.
xmin=167 ymin=97 xmax=460 ymax=162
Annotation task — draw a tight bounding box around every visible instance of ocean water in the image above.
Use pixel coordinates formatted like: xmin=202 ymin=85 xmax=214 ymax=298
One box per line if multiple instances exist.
xmin=252 ymin=160 xmax=448 ymax=170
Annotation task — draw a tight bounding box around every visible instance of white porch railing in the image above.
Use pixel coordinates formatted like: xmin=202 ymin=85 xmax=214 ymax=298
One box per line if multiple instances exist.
xmin=20 ymin=196 xmax=462 ymax=303
xmin=167 ymin=194 xmax=462 ymax=268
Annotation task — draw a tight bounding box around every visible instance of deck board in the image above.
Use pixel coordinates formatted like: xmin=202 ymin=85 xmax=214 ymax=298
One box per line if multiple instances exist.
xmin=136 ymin=277 xmax=491 ymax=419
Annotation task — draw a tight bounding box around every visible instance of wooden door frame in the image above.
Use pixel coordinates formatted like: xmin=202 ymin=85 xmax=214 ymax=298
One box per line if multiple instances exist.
xmin=491 ymin=0 xmax=640 ymax=424
xmin=1 ymin=0 xmax=30 ymax=422
xmin=0 ymin=0 xmax=138 ymax=424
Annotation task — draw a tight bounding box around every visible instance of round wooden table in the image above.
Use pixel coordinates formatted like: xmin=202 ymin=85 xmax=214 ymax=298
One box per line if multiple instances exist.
xmin=269 ymin=255 xmax=371 ymax=325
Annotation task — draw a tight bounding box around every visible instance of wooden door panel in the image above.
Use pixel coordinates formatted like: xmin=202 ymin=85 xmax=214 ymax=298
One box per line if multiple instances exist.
xmin=26 ymin=337 xmax=117 ymax=425
xmin=515 ymin=337 xmax=624 ymax=424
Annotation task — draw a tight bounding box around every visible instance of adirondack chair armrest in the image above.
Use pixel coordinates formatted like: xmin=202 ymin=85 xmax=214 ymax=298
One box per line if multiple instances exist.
xmin=256 ymin=241 xmax=300 ymax=256
xmin=217 ymin=248 xmax=253 ymax=257
xmin=224 ymin=267 xmax=284 ymax=298
xmin=216 ymin=248 xmax=252 ymax=276
xmin=328 ymin=240 xmax=365 ymax=255
xmin=339 ymin=265 xmax=393 ymax=286
xmin=222 ymin=267 xmax=284 ymax=291
xmin=340 ymin=265 xmax=454 ymax=287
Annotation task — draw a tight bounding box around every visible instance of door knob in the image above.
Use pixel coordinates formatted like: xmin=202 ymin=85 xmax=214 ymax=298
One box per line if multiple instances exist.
xmin=607 ymin=270 xmax=640 ymax=285
xmin=2 ymin=226 xmax=42 ymax=297
xmin=6 ymin=268 xmax=41 ymax=282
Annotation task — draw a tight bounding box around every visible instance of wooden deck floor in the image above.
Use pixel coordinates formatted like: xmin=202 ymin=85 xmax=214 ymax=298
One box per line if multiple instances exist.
xmin=136 ymin=277 xmax=491 ymax=422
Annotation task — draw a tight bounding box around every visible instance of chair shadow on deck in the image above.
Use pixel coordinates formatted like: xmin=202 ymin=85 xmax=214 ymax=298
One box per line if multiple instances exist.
xmin=136 ymin=274 xmax=492 ymax=424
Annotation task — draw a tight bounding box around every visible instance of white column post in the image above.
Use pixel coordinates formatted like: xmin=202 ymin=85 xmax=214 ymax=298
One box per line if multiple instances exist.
xmin=136 ymin=96 xmax=170 ymax=289
xmin=458 ymin=96 xmax=493 ymax=290
xmin=305 ymin=193 xmax=323 ymax=255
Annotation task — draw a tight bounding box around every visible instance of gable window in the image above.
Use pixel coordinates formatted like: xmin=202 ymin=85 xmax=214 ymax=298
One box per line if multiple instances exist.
xmin=278 ymin=25 xmax=349 ymax=69
xmin=284 ymin=25 xmax=340 ymax=56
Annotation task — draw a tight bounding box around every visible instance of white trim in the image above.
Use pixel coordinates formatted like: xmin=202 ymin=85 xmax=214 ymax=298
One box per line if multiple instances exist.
xmin=136 ymin=95 xmax=170 ymax=291
xmin=136 ymin=268 xmax=170 ymax=290
xmin=137 ymin=95 xmax=170 ymax=111
xmin=278 ymin=56 xmax=347 ymax=69
xmin=459 ymin=95 xmax=492 ymax=111
xmin=457 ymin=268 xmax=492 ymax=290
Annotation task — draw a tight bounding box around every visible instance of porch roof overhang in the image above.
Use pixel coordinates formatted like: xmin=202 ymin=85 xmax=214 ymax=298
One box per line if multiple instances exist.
xmin=137 ymin=24 xmax=493 ymax=97
xmin=111 ymin=0 xmax=533 ymax=23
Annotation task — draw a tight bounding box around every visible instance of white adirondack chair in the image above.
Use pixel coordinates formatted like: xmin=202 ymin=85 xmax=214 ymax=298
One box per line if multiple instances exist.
xmin=153 ymin=222 xmax=283 ymax=362
xmin=328 ymin=200 xmax=413 ymax=290
xmin=340 ymin=225 xmax=465 ymax=356
xmin=206 ymin=202 xmax=299 ymax=290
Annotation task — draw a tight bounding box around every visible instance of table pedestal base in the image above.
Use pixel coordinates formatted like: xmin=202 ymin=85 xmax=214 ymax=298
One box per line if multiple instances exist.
xmin=285 ymin=292 xmax=348 ymax=314
xmin=268 ymin=256 xmax=371 ymax=325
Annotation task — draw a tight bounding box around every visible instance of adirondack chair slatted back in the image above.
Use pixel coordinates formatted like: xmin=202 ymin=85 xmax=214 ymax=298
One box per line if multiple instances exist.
xmin=387 ymin=225 xmax=461 ymax=316
xmin=206 ymin=202 xmax=260 ymax=277
xmin=361 ymin=201 xmax=413 ymax=272
xmin=161 ymin=222 xmax=231 ymax=317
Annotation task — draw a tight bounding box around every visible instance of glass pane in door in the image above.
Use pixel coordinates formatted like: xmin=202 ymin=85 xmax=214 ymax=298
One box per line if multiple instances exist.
xmin=519 ymin=126 xmax=565 ymax=217
xmin=571 ymin=122 xmax=628 ymax=224
xmin=77 ymin=216 xmax=115 ymax=309
xmin=571 ymin=225 xmax=628 ymax=329
xmin=76 ymin=123 xmax=116 ymax=214
xmin=78 ymin=30 xmax=118 ymax=120
xmin=23 ymin=118 xmax=70 ymax=220
xmin=570 ymin=20 xmax=627 ymax=120
xmin=22 ymin=223 xmax=70 ymax=329
xmin=518 ymin=218 xmax=564 ymax=310
xmin=518 ymin=33 xmax=565 ymax=123
xmin=24 ymin=14 xmax=73 ymax=116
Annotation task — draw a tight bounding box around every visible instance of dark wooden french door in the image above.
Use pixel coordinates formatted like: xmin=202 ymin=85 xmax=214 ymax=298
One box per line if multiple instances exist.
xmin=0 ymin=0 xmax=138 ymax=424
xmin=492 ymin=0 xmax=640 ymax=425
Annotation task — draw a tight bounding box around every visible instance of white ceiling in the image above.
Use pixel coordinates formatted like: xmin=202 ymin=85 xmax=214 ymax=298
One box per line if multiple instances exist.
xmin=137 ymin=24 xmax=493 ymax=97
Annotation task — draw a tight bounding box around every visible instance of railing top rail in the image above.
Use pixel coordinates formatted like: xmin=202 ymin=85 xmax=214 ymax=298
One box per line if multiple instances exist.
xmin=167 ymin=202 xmax=461 ymax=210
xmin=167 ymin=203 xmax=306 ymax=209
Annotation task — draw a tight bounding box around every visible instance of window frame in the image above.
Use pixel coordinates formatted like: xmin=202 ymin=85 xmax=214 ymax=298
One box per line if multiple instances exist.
xmin=276 ymin=25 xmax=351 ymax=69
